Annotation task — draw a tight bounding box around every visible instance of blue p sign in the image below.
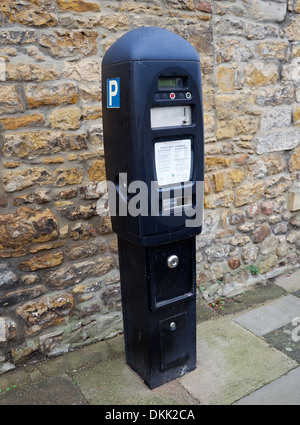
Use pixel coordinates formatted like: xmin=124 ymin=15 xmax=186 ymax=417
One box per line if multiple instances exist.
xmin=107 ymin=78 xmax=120 ymax=108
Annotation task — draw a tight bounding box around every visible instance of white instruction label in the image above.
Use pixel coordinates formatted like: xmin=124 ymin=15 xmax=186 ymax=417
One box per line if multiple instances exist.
xmin=155 ymin=139 xmax=192 ymax=187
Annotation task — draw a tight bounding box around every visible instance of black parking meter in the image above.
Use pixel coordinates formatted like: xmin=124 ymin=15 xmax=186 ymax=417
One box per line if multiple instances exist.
xmin=102 ymin=27 xmax=204 ymax=389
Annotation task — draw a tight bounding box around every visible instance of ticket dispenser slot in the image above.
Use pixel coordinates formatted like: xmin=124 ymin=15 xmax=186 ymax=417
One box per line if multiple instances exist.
xmin=102 ymin=27 xmax=204 ymax=389
xmin=151 ymin=106 xmax=192 ymax=129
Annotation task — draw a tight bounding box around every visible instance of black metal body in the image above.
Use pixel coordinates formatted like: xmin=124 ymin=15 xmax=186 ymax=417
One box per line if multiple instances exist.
xmin=118 ymin=236 xmax=196 ymax=389
xmin=101 ymin=27 xmax=204 ymax=388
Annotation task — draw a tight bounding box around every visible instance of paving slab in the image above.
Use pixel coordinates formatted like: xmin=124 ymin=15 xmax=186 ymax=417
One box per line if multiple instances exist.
xmin=234 ymin=294 xmax=300 ymax=336
xmin=274 ymin=269 xmax=300 ymax=292
xmin=71 ymin=356 xmax=198 ymax=405
xmin=264 ymin=322 xmax=300 ymax=363
xmin=179 ymin=317 xmax=297 ymax=405
xmin=235 ymin=367 xmax=300 ymax=405
xmin=0 ymin=375 xmax=87 ymax=405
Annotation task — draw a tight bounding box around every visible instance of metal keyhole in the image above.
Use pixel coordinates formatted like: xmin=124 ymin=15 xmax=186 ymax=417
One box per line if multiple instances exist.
xmin=167 ymin=255 xmax=179 ymax=269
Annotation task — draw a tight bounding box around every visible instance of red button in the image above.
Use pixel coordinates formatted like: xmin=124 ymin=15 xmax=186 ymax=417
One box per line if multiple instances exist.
xmin=170 ymin=92 xmax=175 ymax=99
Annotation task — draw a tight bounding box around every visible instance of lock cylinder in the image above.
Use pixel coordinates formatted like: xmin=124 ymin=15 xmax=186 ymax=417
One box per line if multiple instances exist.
xmin=167 ymin=255 xmax=179 ymax=269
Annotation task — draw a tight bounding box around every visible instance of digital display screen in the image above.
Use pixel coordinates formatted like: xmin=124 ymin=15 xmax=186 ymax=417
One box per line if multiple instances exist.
xmin=158 ymin=77 xmax=184 ymax=89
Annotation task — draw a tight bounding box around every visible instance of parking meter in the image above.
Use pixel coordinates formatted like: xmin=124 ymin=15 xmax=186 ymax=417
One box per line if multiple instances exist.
xmin=102 ymin=27 xmax=204 ymax=389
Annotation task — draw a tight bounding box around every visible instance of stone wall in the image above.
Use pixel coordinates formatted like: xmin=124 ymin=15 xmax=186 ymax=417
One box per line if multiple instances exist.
xmin=0 ymin=0 xmax=299 ymax=373
xmin=200 ymin=0 xmax=300 ymax=299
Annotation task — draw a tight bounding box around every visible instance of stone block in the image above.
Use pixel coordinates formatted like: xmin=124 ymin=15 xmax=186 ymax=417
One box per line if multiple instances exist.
xmin=0 ymin=113 xmax=44 ymax=130
xmin=56 ymin=0 xmax=100 ymax=12
xmin=216 ymin=66 xmax=235 ymax=93
xmin=70 ymin=222 xmax=97 ymax=240
xmin=16 ymin=293 xmax=75 ymax=335
xmin=265 ymin=175 xmax=293 ymax=198
xmin=65 ymin=241 xmax=99 ymax=260
xmin=217 ymin=116 xmax=259 ymax=140
xmin=249 ymin=0 xmax=286 ymax=22
xmin=0 ymin=317 xmax=17 ymax=347
xmin=292 ymin=44 xmax=300 ymax=57
xmin=204 ymin=189 xmax=234 ymax=209
xmin=216 ymin=39 xmax=254 ymax=63
xmin=260 ymin=107 xmax=291 ymax=131
xmin=6 ymin=63 xmax=59 ymax=82
xmin=0 ymin=29 xmax=37 ymax=44
xmin=257 ymin=41 xmax=288 ymax=60
xmin=293 ymin=106 xmax=300 ymax=126
xmin=0 ymin=263 xmax=18 ymax=288
xmin=244 ymin=21 xmax=279 ymax=39
xmin=282 ymin=58 xmax=300 ymax=83
xmin=257 ymin=253 xmax=278 ymax=274
xmin=260 ymin=234 xmax=279 ymax=255
xmin=203 ymin=113 xmax=215 ymax=139
xmin=0 ymin=86 xmax=24 ymax=115
xmin=216 ymin=94 xmax=248 ymax=120
xmin=82 ymin=106 xmax=102 ymax=120
xmin=53 ymin=168 xmax=84 ymax=187
xmin=50 ymin=107 xmax=82 ymax=130
xmin=289 ymin=147 xmax=300 ymax=172
xmin=285 ymin=15 xmax=300 ymax=41
xmin=256 ymin=130 xmax=300 ymax=155
xmin=212 ymin=169 xmax=244 ymax=192
xmin=0 ymin=0 xmax=57 ymax=27
xmin=79 ymin=83 xmax=102 ymax=102
xmin=0 ymin=207 xmax=58 ymax=249
xmin=235 ymin=182 xmax=265 ymax=207
xmin=3 ymin=131 xmax=87 ymax=158
xmin=0 ymin=286 xmax=45 ymax=308
xmin=58 ymin=204 xmax=95 ymax=221
xmin=241 ymin=244 xmax=259 ymax=264
xmin=3 ymin=168 xmax=52 ymax=192
xmin=228 ymin=258 xmax=241 ymax=270
xmin=183 ymin=23 xmax=214 ymax=55
xmin=88 ymin=14 xmax=129 ymax=32
xmin=88 ymin=159 xmax=106 ymax=182
xmin=63 ymin=59 xmax=101 ymax=82
xmin=261 ymin=200 xmax=274 ymax=216
xmin=18 ymin=252 xmax=64 ymax=272
xmin=39 ymin=30 xmax=98 ymax=58
xmin=245 ymin=62 xmax=278 ymax=87
xmin=214 ymin=17 xmax=244 ymax=37
xmin=120 ymin=2 xmax=164 ymax=14
xmin=255 ymin=85 xmax=294 ymax=106
xmin=205 ymin=244 xmax=230 ymax=263
xmin=205 ymin=156 xmax=232 ymax=171
xmin=197 ymin=1 xmax=213 ymax=13
xmin=11 ymin=339 xmax=40 ymax=365
xmin=252 ymin=223 xmax=271 ymax=244
xmin=290 ymin=191 xmax=300 ymax=212
xmin=44 ymin=257 xmax=115 ymax=289
xmin=26 ymin=83 xmax=78 ymax=108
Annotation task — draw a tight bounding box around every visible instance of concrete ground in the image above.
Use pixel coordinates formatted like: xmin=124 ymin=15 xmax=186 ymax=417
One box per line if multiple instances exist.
xmin=1 ymin=268 xmax=300 ymax=406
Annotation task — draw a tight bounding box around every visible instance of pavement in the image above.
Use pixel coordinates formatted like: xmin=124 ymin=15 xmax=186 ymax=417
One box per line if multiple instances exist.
xmin=1 ymin=268 xmax=300 ymax=407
